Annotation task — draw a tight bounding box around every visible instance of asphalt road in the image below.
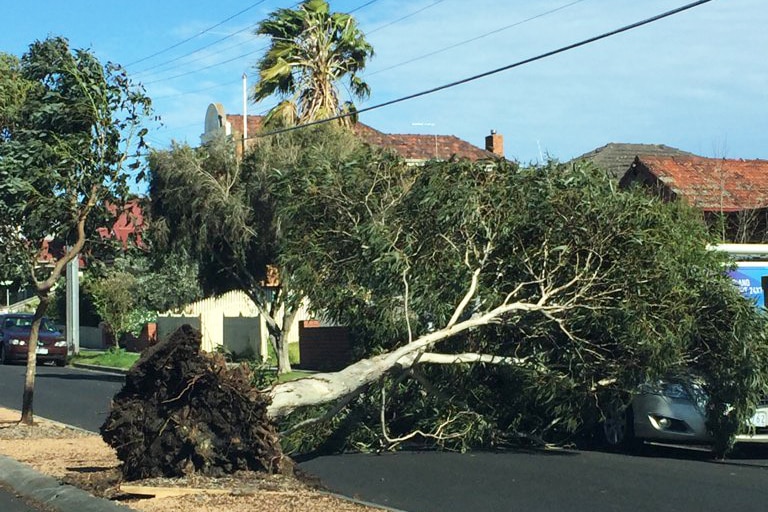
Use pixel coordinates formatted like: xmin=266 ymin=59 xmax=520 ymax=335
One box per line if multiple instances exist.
xmin=302 ymin=448 xmax=768 ymax=512
xmin=2 ymin=364 xmax=768 ymax=512
xmin=0 ymin=364 xmax=123 ymax=431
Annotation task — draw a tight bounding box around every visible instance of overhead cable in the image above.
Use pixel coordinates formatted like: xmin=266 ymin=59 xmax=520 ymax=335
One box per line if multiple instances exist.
xmin=250 ymin=0 xmax=713 ymax=139
xmin=126 ymin=0 xmax=269 ymax=68
xmin=367 ymin=0 xmax=588 ymax=77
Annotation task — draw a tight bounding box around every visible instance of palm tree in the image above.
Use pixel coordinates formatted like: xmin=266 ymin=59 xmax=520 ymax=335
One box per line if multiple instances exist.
xmin=253 ymin=0 xmax=374 ymax=128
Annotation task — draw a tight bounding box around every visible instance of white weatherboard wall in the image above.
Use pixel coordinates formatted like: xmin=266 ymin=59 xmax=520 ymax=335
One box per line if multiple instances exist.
xmin=157 ymin=290 xmax=306 ymax=357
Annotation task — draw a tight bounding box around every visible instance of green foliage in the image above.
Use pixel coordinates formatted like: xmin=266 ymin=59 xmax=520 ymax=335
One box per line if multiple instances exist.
xmin=149 ymin=136 xmax=276 ymax=298
xmin=271 ymin=149 xmax=768 ymax=452
xmin=0 ymin=37 xmax=152 ymax=288
xmin=147 ymin=125 xmax=365 ymax=374
xmin=86 ymin=271 xmax=138 ymax=342
xmin=254 ymin=0 xmax=374 ymax=126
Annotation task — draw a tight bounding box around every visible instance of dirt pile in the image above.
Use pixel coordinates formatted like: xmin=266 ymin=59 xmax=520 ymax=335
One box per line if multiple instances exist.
xmin=101 ymin=324 xmax=289 ymax=480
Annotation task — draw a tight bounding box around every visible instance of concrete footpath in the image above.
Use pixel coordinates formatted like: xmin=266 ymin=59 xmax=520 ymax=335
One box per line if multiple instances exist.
xmin=0 ymin=454 xmax=131 ymax=512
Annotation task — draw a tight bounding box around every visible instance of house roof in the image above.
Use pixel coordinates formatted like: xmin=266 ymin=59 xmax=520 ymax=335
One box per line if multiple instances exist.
xmin=350 ymin=122 xmax=496 ymax=162
xmin=96 ymin=199 xmax=146 ymax=248
xmin=627 ymin=155 xmax=768 ymax=212
xmin=573 ymin=143 xmax=695 ymax=180
xmin=223 ymin=113 xmax=497 ymax=162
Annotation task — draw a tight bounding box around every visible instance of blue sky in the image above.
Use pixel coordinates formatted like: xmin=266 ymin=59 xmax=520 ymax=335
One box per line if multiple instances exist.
xmin=2 ymin=0 xmax=766 ymax=166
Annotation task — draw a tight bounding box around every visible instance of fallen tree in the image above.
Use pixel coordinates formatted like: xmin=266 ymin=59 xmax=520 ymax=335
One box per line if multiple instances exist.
xmin=140 ymin=127 xmax=768 ymax=461
xmin=101 ymin=324 xmax=289 ymax=480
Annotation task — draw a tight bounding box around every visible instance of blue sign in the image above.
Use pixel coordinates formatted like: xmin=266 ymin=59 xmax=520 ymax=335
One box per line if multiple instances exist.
xmin=728 ymin=263 xmax=768 ymax=308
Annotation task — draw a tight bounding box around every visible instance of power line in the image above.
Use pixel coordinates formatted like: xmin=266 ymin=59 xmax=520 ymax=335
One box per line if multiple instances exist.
xmin=143 ymin=48 xmax=262 ymax=85
xmin=136 ymin=1 xmax=379 ymax=86
xmin=250 ymin=0 xmax=713 ymax=139
xmin=365 ymin=0 xmax=446 ymax=36
xmin=366 ymin=0 xmax=588 ymax=77
xmin=133 ymin=24 xmax=257 ymax=77
xmin=349 ymin=0 xmax=381 ymax=14
xmin=132 ymin=2 xmax=310 ymax=78
xmin=126 ymin=0 xmax=269 ymax=68
xmin=151 ymin=77 xmax=244 ymax=100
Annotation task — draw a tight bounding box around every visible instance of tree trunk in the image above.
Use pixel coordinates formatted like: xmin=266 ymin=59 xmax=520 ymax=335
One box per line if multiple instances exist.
xmin=265 ymin=273 xmax=586 ymax=420
xmin=275 ymin=334 xmax=292 ymax=375
xmin=20 ymin=293 xmax=51 ymax=425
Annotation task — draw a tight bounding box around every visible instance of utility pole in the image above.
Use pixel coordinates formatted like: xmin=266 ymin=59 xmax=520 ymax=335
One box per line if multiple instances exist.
xmin=242 ymin=73 xmax=248 ymax=155
xmin=0 ymin=281 xmax=10 ymax=312
xmin=65 ymin=255 xmax=79 ymax=355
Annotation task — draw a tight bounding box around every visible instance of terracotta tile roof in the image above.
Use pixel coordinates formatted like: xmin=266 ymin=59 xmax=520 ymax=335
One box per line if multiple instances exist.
xmin=628 ymin=155 xmax=768 ymax=212
xmin=224 ymin=115 xmax=495 ymax=162
xmin=573 ymin=143 xmax=695 ymax=180
xmin=96 ymin=199 xmax=146 ymax=248
xmin=352 ymin=122 xmax=495 ymax=161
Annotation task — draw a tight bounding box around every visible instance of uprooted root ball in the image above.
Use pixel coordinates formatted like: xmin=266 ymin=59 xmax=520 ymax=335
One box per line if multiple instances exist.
xmin=100 ymin=324 xmax=290 ymax=480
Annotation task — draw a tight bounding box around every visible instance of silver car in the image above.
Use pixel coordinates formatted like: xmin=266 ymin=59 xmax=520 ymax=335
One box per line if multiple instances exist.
xmin=601 ymin=377 xmax=768 ymax=449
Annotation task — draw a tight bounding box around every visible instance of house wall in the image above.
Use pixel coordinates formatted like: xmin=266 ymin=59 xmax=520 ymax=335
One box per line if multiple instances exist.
xmin=158 ymin=290 xmax=306 ymax=357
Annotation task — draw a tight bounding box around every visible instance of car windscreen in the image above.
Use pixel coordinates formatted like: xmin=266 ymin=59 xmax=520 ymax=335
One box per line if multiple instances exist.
xmin=4 ymin=317 xmax=58 ymax=332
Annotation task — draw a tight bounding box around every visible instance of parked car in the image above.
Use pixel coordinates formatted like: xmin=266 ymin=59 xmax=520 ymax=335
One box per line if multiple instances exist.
xmin=0 ymin=313 xmax=68 ymax=367
xmin=601 ymin=376 xmax=768 ymax=449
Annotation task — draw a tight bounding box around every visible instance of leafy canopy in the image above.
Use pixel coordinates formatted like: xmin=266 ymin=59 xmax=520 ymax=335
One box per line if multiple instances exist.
xmin=268 ymin=145 xmax=768 ymax=452
xmin=0 ymin=36 xmax=152 ymax=284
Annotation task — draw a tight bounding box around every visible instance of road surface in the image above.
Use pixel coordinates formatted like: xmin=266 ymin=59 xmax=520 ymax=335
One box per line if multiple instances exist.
xmin=2 ymin=364 xmax=768 ymax=512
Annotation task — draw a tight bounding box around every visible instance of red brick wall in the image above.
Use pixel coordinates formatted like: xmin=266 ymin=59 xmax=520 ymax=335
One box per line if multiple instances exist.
xmin=298 ymin=320 xmax=351 ymax=371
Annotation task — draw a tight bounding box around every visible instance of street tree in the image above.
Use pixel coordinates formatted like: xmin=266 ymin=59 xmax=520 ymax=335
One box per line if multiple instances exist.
xmin=148 ymin=127 xmax=367 ymax=374
xmin=256 ymin=134 xmax=768 ymax=454
xmin=253 ymin=0 xmax=374 ymax=127
xmin=0 ymin=37 xmax=152 ymax=424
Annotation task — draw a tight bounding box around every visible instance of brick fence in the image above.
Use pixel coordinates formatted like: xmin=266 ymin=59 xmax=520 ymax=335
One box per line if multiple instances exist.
xmin=298 ymin=320 xmax=352 ymax=371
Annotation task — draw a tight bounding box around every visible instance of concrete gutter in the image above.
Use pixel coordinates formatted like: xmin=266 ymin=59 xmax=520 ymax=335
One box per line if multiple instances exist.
xmin=0 ymin=455 xmax=133 ymax=512
xmin=71 ymin=363 xmax=129 ymax=376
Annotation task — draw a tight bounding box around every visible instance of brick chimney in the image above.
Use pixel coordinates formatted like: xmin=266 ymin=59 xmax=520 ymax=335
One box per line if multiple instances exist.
xmin=485 ymin=130 xmax=504 ymax=157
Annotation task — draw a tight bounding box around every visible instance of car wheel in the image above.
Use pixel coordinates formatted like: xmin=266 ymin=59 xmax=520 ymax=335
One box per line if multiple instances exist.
xmin=55 ymin=358 xmax=66 ymax=367
xmin=602 ymin=401 xmax=638 ymax=451
xmin=0 ymin=344 xmax=7 ymax=365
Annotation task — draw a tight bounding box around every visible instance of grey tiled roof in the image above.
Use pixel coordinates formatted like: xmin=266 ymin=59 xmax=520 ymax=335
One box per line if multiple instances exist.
xmin=572 ymin=143 xmax=696 ymax=180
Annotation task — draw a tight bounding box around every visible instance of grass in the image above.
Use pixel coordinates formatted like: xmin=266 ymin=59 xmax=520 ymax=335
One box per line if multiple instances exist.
xmin=70 ymin=343 xmax=311 ymax=383
xmin=70 ymin=348 xmax=140 ymax=370
xmin=265 ymin=341 xmax=301 ymax=366
xmin=276 ymin=370 xmax=315 ymax=382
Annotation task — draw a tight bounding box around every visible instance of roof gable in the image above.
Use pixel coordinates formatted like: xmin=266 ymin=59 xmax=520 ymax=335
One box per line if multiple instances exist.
xmin=574 ymin=143 xmax=695 ymax=180
xmin=627 ymin=155 xmax=768 ymax=212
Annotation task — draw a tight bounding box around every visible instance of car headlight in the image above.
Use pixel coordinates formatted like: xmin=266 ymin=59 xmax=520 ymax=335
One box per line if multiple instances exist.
xmin=54 ymin=341 xmax=67 ymax=347
xmin=9 ymin=338 xmax=26 ymax=346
